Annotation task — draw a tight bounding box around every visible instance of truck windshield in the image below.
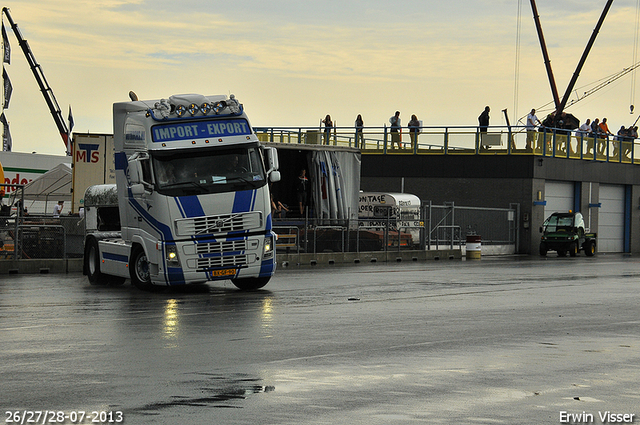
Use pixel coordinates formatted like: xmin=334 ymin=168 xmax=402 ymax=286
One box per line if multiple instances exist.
xmin=151 ymin=145 xmax=266 ymax=196
xmin=543 ymin=215 xmax=574 ymax=232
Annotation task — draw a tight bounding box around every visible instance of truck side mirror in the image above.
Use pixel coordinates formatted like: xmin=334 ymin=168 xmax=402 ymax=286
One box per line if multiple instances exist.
xmin=130 ymin=184 xmax=145 ymax=196
xmin=269 ymin=170 xmax=281 ymax=183
xmin=127 ymin=160 xmax=143 ymax=185
xmin=539 ymin=226 xmax=543 ymax=233
xmin=264 ymin=146 xmax=280 ymax=174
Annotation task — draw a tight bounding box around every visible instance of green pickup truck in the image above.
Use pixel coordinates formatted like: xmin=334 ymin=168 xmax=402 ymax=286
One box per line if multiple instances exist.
xmin=539 ymin=212 xmax=597 ymax=257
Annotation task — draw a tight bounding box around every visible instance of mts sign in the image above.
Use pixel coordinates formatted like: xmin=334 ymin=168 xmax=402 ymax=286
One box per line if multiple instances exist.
xmin=75 ymin=143 xmax=101 ymax=163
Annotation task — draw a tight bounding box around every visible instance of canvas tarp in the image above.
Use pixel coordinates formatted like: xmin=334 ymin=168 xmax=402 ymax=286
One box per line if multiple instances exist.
xmin=309 ymin=150 xmax=360 ymax=222
xmin=22 ymin=162 xmax=72 ymax=202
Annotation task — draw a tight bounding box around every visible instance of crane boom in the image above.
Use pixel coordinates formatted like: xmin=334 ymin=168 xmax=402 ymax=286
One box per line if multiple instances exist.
xmin=530 ymin=0 xmax=614 ymax=117
xmin=2 ymin=7 xmax=70 ymax=155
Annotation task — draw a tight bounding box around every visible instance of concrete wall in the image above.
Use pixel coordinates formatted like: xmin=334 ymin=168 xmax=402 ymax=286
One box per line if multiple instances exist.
xmin=0 ymin=250 xmax=462 ymax=275
xmin=360 ymin=154 xmax=640 ymax=255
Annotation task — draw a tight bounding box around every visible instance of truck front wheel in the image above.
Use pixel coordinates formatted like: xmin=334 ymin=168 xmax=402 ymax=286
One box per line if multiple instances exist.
xmin=130 ymin=246 xmax=155 ymax=291
xmin=231 ymin=276 xmax=270 ymax=291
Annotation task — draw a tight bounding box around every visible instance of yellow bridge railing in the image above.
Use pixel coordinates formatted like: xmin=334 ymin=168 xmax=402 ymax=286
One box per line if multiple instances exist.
xmin=254 ymin=126 xmax=640 ymax=164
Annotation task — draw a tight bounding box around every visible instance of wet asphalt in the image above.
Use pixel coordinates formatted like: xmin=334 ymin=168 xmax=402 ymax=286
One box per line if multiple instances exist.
xmin=1 ymin=254 xmax=639 ymax=424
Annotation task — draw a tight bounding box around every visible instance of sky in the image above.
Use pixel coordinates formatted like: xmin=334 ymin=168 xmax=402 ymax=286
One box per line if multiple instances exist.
xmin=2 ymin=0 xmax=640 ymax=156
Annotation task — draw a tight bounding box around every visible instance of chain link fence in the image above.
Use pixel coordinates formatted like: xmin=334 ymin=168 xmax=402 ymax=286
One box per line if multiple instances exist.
xmin=274 ymin=202 xmax=519 ymax=255
xmin=1 ymin=179 xmax=518 ymax=261
xmin=0 ymin=184 xmax=84 ymax=260
xmin=424 ymin=202 xmax=519 ymax=253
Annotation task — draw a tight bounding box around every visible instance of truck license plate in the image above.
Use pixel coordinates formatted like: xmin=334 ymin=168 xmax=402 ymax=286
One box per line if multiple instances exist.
xmin=212 ymin=269 xmax=236 ymax=277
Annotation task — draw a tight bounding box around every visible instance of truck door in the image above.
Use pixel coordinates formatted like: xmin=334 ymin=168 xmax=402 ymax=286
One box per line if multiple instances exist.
xmin=126 ymin=154 xmax=156 ymax=237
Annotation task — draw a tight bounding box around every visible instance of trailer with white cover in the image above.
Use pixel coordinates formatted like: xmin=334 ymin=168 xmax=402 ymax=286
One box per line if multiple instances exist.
xmin=358 ymin=192 xmax=423 ymax=247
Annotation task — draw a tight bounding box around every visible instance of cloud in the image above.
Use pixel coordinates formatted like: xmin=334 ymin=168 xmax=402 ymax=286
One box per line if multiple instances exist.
xmin=2 ymin=0 xmax=640 ymax=154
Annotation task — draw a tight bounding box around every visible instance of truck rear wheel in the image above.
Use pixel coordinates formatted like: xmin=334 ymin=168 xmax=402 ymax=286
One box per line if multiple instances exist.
xmin=86 ymin=238 xmax=106 ymax=285
xmin=85 ymin=238 xmax=125 ymax=285
xmin=584 ymin=240 xmax=596 ymax=257
xmin=231 ymin=276 xmax=270 ymax=291
xmin=130 ymin=246 xmax=155 ymax=291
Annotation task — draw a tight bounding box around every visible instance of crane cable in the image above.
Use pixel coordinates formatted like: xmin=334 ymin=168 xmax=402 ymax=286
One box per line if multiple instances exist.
xmin=513 ymin=0 xmax=522 ymax=124
xmin=631 ymin=0 xmax=640 ymax=114
xmin=514 ymin=62 xmax=640 ymax=125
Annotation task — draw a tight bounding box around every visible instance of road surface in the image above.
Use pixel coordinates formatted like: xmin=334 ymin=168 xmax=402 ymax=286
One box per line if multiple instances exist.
xmin=1 ymin=255 xmax=639 ymax=424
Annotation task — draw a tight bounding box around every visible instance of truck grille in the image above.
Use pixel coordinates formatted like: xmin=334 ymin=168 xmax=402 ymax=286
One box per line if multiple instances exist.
xmin=175 ymin=212 xmax=262 ymax=237
xmin=195 ymin=239 xmax=259 ymax=254
xmin=195 ymin=254 xmax=256 ymax=270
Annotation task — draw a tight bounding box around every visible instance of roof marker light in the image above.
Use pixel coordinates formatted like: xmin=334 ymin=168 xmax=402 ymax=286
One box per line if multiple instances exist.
xmin=213 ymin=101 xmax=227 ymax=114
xmin=175 ymin=105 xmax=187 ymax=117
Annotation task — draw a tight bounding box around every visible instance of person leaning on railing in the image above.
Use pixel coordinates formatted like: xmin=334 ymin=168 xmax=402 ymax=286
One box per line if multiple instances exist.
xmin=598 ymin=118 xmax=613 ymax=155
xmin=587 ymin=118 xmax=601 ymax=155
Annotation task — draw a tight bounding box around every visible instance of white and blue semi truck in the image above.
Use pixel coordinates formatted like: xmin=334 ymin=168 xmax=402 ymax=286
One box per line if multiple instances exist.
xmin=83 ymin=93 xmax=280 ymax=290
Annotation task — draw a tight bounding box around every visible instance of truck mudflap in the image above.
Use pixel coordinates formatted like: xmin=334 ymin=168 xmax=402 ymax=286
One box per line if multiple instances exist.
xmin=258 ymin=256 xmax=276 ymax=277
xmin=165 ymin=267 xmax=186 ymax=285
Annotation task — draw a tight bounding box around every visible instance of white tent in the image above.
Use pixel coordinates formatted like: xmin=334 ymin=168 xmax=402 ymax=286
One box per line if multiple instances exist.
xmin=20 ymin=163 xmax=72 ymax=213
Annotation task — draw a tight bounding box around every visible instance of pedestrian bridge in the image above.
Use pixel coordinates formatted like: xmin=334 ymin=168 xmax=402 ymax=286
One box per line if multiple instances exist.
xmin=255 ymin=126 xmax=639 ymax=164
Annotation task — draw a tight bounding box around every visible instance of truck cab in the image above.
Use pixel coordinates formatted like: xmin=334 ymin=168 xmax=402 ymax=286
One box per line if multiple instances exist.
xmin=539 ymin=211 xmax=596 ymax=257
xmin=83 ymin=93 xmax=280 ymax=290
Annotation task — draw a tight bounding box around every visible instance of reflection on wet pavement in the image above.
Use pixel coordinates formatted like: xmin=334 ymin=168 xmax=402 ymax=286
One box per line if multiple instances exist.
xmin=133 ymin=373 xmax=274 ymax=413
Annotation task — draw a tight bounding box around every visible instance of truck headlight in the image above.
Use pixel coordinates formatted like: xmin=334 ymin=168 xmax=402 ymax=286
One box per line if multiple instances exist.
xmin=263 ymin=235 xmax=274 ymax=259
xmin=165 ymin=244 xmax=180 ymax=267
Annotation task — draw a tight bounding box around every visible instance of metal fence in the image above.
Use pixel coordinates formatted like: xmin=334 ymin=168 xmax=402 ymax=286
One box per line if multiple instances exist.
xmin=0 ymin=182 xmax=518 ymax=260
xmin=1 ymin=183 xmax=85 ymax=260
xmin=0 ymin=215 xmax=83 ymax=260
xmin=256 ymin=125 xmax=640 ymax=165
xmin=273 ymin=202 xmax=519 ymax=256
xmin=425 ymin=202 xmax=519 ymax=251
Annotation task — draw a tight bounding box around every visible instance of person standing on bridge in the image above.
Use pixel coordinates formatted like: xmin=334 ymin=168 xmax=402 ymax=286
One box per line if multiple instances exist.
xmin=408 ymin=114 xmax=420 ymax=150
xmin=322 ymin=115 xmax=333 ymax=145
xmin=478 ymin=106 xmax=491 ymax=149
xmin=355 ymin=114 xmax=364 ymax=149
xmin=590 ymin=118 xmax=601 ymax=156
xmin=598 ymin=117 xmax=613 ymax=155
xmin=389 ymin=111 xmax=401 ymax=149
xmin=478 ymin=106 xmax=490 ymax=133
xmin=526 ymin=109 xmax=541 ymax=151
